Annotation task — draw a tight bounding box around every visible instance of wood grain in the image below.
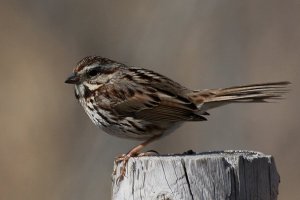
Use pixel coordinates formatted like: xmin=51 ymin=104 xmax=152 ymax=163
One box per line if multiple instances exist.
xmin=112 ymin=150 xmax=280 ymax=200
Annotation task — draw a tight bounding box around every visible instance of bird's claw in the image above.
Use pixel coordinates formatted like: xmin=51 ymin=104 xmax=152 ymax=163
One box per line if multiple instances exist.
xmin=137 ymin=150 xmax=159 ymax=157
xmin=113 ymin=150 xmax=160 ymax=182
xmin=113 ymin=153 xmax=135 ymax=178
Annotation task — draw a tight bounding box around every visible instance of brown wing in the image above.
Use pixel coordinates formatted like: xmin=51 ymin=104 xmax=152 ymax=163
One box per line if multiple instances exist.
xmin=111 ymin=68 xmax=207 ymax=123
xmin=113 ymin=89 xmax=207 ymax=123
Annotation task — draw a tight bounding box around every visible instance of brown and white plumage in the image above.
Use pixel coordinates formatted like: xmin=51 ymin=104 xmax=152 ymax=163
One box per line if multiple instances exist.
xmin=65 ymin=56 xmax=290 ymax=178
xmin=65 ymin=56 xmax=289 ymax=140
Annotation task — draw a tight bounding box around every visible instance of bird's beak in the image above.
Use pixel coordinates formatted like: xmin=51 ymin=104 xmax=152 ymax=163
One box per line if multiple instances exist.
xmin=65 ymin=73 xmax=80 ymax=84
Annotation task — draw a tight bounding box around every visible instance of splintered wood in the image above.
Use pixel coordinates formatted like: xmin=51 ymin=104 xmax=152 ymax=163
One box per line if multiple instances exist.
xmin=112 ymin=150 xmax=279 ymax=200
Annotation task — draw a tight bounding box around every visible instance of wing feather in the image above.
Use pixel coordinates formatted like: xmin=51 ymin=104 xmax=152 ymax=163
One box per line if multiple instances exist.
xmin=110 ymin=81 xmax=206 ymax=123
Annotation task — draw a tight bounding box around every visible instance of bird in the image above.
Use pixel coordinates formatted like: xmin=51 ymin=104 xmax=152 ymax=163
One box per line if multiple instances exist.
xmin=65 ymin=56 xmax=290 ymax=179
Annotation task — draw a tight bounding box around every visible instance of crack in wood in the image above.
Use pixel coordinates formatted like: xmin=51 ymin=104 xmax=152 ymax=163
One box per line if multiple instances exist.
xmin=181 ymin=159 xmax=194 ymax=200
xmin=112 ymin=151 xmax=280 ymax=200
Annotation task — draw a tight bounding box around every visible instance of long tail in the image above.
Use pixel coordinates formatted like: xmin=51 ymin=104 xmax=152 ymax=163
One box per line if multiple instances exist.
xmin=191 ymin=81 xmax=290 ymax=111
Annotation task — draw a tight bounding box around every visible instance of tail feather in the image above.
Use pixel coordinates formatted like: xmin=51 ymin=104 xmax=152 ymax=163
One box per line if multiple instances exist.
xmin=192 ymin=81 xmax=290 ymax=111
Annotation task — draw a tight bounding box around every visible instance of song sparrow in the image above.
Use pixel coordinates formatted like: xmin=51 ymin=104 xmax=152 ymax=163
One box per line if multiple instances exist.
xmin=65 ymin=56 xmax=290 ymax=179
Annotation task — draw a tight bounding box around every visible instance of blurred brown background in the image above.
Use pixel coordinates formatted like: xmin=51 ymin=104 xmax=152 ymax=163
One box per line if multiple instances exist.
xmin=0 ymin=0 xmax=299 ymax=199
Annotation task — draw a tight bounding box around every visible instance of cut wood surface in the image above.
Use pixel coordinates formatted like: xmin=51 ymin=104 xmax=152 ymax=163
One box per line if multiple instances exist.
xmin=112 ymin=150 xmax=280 ymax=200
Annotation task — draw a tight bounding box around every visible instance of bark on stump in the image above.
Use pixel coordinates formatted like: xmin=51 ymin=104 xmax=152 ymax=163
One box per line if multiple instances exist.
xmin=112 ymin=150 xmax=280 ymax=200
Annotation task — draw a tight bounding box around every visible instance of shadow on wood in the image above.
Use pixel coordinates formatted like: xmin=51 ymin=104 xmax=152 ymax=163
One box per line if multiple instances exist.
xmin=112 ymin=150 xmax=280 ymax=200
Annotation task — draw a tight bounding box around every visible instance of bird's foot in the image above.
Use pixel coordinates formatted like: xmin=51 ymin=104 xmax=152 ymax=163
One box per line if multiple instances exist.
xmin=113 ymin=150 xmax=160 ymax=182
xmin=113 ymin=152 xmax=137 ymax=182
xmin=137 ymin=150 xmax=159 ymax=157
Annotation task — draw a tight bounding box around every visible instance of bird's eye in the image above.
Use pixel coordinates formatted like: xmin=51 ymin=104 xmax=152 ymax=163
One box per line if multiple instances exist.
xmin=87 ymin=69 xmax=98 ymax=77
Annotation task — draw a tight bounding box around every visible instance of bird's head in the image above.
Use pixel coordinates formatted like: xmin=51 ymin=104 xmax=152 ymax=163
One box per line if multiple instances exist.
xmin=65 ymin=56 xmax=122 ymax=98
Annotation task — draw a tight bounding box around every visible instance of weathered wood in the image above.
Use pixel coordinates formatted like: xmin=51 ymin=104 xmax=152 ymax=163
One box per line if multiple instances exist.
xmin=112 ymin=150 xmax=280 ymax=200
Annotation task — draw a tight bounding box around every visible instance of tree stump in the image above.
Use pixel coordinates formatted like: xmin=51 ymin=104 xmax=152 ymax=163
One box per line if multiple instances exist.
xmin=112 ymin=150 xmax=280 ymax=200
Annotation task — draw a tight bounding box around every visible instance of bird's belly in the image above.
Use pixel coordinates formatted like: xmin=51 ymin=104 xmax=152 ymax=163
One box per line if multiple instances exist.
xmin=102 ymin=120 xmax=184 ymax=141
xmin=80 ymin=98 xmax=183 ymax=140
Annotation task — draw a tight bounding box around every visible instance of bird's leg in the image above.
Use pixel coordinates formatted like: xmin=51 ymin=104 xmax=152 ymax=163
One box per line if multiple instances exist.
xmin=113 ymin=135 xmax=160 ymax=180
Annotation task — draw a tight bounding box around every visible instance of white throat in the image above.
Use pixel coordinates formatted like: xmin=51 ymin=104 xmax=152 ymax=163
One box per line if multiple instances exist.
xmin=75 ymin=83 xmax=102 ymax=98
